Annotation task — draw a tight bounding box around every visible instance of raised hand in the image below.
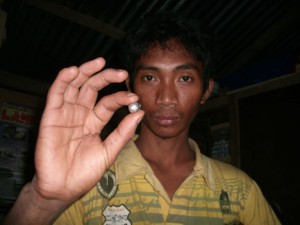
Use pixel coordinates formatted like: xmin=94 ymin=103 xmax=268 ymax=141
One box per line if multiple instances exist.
xmin=3 ymin=57 xmax=145 ymax=225
xmin=30 ymin=57 xmax=143 ymax=204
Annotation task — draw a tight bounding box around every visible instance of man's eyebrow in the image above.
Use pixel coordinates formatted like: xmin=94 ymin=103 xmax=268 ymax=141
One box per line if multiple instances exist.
xmin=174 ymin=64 xmax=200 ymax=71
xmin=135 ymin=63 xmax=202 ymax=72
xmin=136 ymin=65 xmax=158 ymax=71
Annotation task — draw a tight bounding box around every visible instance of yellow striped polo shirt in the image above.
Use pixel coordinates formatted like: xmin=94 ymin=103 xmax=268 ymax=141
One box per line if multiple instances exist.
xmin=54 ymin=136 xmax=280 ymax=225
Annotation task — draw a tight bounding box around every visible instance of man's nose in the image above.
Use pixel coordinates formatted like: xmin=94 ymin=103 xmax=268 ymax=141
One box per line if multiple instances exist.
xmin=156 ymin=81 xmax=178 ymax=106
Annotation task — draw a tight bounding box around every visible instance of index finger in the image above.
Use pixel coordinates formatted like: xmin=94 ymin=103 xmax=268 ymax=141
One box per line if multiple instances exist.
xmin=76 ymin=68 xmax=129 ymax=109
xmin=45 ymin=58 xmax=106 ymax=110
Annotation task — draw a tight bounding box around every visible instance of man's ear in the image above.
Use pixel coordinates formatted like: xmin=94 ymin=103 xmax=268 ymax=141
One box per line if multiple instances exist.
xmin=200 ymin=79 xmax=214 ymax=104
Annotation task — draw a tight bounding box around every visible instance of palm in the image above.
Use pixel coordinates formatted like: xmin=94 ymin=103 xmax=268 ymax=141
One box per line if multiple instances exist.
xmin=32 ymin=58 xmax=143 ymax=202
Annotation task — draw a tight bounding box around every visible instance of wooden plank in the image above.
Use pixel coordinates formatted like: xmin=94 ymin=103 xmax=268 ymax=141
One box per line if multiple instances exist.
xmin=199 ymin=95 xmax=230 ymax=113
xmin=228 ymin=72 xmax=300 ymax=99
xmin=0 ymin=69 xmax=50 ymax=96
xmin=24 ymin=0 xmax=126 ymax=40
xmin=0 ymin=88 xmax=44 ymax=108
xmin=201 ymin=73 xmax=300 ymax=112
xmin=228 ymin=96 xmax=240 ymax=167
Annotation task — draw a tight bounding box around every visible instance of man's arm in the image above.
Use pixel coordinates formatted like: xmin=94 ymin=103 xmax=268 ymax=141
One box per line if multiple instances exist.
xmin=2 ymin=57 xmax=144 ymax=225
xmin=2 ymin=183 xmax=69 ymax=225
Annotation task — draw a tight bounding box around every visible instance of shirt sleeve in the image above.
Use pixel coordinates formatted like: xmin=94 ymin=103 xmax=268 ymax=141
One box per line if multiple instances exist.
xmin=239 ymin=180 xmax=282 ymax=225
xmin=53 ymin=200 xmax=84 ymax=225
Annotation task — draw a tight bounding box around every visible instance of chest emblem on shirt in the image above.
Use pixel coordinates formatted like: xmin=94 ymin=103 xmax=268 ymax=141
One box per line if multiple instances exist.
xmin=97 ymin=170 xmax=118 ymax=199
xmin=219 ymin=189 xmax=232 ymax=214
xmin=103 ymin=204 xmax=131 ymax=225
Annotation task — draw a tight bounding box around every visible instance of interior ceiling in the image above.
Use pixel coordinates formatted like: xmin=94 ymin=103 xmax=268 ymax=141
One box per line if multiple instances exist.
xmin=0 ymin=0 xmax=299 ymax=95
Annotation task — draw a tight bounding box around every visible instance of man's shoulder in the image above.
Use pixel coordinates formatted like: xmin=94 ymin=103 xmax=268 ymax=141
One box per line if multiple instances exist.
xmin=207 ymin=156 xmax=253 ymax=183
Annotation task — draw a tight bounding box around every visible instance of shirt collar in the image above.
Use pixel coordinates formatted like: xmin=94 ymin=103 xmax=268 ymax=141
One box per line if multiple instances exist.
xmin=189 ymin=138 xmax=215 ymax=190
xmin=115 ymin=135 xmax=215 ymax=190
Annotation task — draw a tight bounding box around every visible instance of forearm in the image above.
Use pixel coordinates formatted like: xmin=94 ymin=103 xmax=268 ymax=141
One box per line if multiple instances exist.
xmin=2 ymin=182 xmax=70 ymax=225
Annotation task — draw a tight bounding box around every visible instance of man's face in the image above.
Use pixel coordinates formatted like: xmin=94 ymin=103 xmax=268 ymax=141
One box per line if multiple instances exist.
xmin=133 ymin=40 xmax=210 ymax=139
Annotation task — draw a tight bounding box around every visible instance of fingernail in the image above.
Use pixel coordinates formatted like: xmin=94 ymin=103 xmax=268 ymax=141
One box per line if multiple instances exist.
xmin=127 ymin=92 xmax=137 ymax=97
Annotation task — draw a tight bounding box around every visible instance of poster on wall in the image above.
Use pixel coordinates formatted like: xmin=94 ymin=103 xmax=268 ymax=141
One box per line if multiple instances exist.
xmin=0 ymin=91 xmax=43 ymax=218
xmin=210 ymin=122 xmax=231 ymax=162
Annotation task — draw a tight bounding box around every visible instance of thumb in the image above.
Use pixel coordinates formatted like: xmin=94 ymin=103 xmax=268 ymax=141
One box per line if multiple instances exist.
xmin=103 ymin=110 xmax=144 ymax=164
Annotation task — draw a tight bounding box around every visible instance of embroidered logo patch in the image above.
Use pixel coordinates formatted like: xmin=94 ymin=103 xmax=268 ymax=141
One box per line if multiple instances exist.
xmin=219 ymin=189 xmax=232 ymax=214
xmin=97 ymin=170 xmax=118 ymax=199
xmin=103 ymin=204 xmax=131 ymax=225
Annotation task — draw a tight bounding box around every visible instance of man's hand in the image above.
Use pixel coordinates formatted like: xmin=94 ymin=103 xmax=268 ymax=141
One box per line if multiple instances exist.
xmin=3 ymin=57 xmax=144 ymax=225
xmin=32 ymin=57 xmax=144 ymax=203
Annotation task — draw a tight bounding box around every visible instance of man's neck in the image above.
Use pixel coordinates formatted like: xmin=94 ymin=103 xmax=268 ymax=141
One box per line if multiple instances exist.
xmin=135 ymin=127 xmax=196 ymax=199
xmin=135 ymin=128 xmax=194 ymax=165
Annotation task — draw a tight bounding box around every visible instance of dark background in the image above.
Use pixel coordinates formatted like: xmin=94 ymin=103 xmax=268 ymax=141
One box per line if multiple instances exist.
xmin=0 ymin=0 xmax=300 ymax=224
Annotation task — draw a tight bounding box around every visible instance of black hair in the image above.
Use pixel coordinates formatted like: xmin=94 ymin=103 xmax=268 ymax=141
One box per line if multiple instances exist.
xmin=117 ymin=11 xmax=215 ymax=91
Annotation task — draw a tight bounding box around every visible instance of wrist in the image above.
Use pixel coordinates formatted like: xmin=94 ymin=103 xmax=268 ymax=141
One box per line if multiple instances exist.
xmin=2 ymin=182 xmax=71 ymax=225
xmin=24 ymin=182 xmax=70 ymax=212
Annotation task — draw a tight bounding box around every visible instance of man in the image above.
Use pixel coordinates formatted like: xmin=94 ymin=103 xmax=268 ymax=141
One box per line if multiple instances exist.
xmin=3 ymin=13 xmax=280 ymax=225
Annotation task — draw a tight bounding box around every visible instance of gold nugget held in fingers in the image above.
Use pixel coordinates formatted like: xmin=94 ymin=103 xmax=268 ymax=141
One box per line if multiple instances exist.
xmin=128 ymin=102 xmax=141 ymax=113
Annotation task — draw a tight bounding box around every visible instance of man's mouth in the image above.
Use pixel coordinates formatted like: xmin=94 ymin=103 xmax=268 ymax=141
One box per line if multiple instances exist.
xmin=153 ymin=114 xmax=180 ymax=126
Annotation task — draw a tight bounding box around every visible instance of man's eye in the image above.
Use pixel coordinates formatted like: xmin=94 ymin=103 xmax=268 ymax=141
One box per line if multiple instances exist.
xmin=143 ymin=75 xmax=154 ymax=81
xmin=180 ymin=76 xmax=192 ymax=82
